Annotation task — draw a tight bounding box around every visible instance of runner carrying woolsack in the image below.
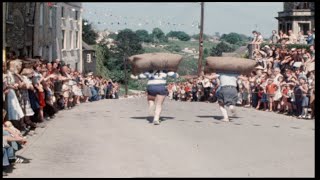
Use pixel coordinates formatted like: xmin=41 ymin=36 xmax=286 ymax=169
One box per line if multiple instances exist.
xmin=131 ymin=70 xmax=179 ymax=125
xmin=205 ymin=72 xmax=248 ymax=122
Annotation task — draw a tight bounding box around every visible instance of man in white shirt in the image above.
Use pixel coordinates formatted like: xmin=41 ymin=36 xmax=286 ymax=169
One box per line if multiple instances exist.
xmin=206 ymin=72 xmax=242 ymax=122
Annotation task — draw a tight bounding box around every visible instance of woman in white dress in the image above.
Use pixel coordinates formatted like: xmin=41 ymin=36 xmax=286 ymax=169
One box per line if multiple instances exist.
xmin=4 ymin=60 xmax=25 ymax=128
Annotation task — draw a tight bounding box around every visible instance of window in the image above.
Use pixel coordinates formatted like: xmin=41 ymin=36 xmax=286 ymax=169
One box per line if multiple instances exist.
xmin=69 ymin=31 xmax=73 ymax=49
xmin=62 ymin=30 xmax=65 ymax=49
xmin=49 ymin=8 xmax=53 ymax=27
xmin=39 ymin=3 xmax=44 ymax=26
xmin=87 ymin=54 xmax=92 ymax=63
xmin=75 ymin=31 xmax=79 ymax=48
xmin=26 ymin=46 xmax=31 ymax=57
xmin=61 ymin=6 xmax=64 ymax=18
xmin=286 ymin=23 xmax=292 ymax=34
xmin=299 ymin=23 xmax=310 ymax=35
xmin=303 ymin=2 xmax=309 ymax=9
xmin=39 ymin=46 xmax=43 ymax=56
xmin=26 ymin=3 xmax=30 ymax=15
xmin=49 ymin=45 xmax=52 ymax=61
xmin=279 ymin=23 xmax=283 ymax=32
xmin=75 ymin=11 xmax=78 ymax=20
xmin=73 ymin=32 xmax=77 ymax=49
xmin=6 ymin=3 xmax=13 ymax=21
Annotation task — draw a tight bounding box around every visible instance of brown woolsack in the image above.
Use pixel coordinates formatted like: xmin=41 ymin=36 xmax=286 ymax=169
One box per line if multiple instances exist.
xmin=128 ymin=53 xmax=183 ymax=75
xmin=205 ymin=57 xmax=257 ymax=74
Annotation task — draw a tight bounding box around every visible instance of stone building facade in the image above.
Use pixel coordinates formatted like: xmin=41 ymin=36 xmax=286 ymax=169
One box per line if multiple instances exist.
xmin=4 ymin=2 xmax=83 ymax=73
xmin=275 ymin=2 xmax=315 ymax=36
xmin=82 ymin=41 xmax=97 ymax=74
xmin=33 ymin=2 xmax=58 ymax=61
xmin=4 ymin=2 xmax=36 ymax=58
xmin=56 ymin=2 xmax=83 ymax=72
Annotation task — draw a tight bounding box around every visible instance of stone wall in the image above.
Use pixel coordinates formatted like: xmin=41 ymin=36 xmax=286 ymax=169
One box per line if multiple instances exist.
xmin=5 ymin=2 xmax=35 ymax=57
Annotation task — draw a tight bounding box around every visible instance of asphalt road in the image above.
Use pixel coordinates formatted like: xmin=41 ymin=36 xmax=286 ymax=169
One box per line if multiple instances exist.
xmin=7 ymin=97 xmax=315 ymax=178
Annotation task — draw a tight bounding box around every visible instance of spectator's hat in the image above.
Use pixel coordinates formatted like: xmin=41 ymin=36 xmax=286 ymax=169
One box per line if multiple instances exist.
xmin=291 ymin=48 xmax=297 ymax=51
xmin=87 ymin=72 xmax=93 ymax=76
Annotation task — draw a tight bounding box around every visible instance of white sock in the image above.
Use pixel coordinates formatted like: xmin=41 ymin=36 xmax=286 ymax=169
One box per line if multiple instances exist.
xmin=153 ymin=115 xmax=160 ymax=122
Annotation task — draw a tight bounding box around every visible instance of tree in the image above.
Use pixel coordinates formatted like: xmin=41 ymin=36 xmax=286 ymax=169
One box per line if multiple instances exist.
xmin=108 ymin=29 xmax=144 ymax=83
xmin=94 ymin=44 xmax=110 ymax=78
xmin=151 ymin=28 xmax=167 ymax=43
xmin=135 ymin=29 xmax=152 ymax=43
xmin=210 ymin=41 xmax=235 ymax=56
xmin=82 ymin=19 xmax=98 ymax=45
xmin=220 ymin=32 xmax=243 ymax=45
xmin=191 ymin=33 xmax=209 ymax=41
xmin=219 ymin=32 xmax=249 ymax=45
xmin=107 ymin=33 xmax=117 ymax=40
xmin=166 ymin=31 xmax=191 ymax=41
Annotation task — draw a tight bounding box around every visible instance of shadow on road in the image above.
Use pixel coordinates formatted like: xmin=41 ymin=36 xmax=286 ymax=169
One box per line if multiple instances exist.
xmin=130 ymin=116 xmax=175 ymax=123
xmin=197 ymin=115 xmax=240 ymax=121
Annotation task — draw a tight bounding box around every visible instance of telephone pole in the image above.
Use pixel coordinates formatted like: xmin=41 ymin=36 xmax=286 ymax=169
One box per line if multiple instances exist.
xmin=124 ymin=55 xmax=128 ymax=97
xmin=198 ymin=2 xmax=204 ymax=77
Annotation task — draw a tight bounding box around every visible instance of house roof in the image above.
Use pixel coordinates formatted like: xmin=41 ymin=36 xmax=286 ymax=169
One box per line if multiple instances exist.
xmin=82 ymin=41 xmax=95 ymax=51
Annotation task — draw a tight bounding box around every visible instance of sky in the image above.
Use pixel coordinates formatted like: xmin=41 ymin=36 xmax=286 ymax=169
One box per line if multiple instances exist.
xmin=82 ymin=2 xmax=283 ymax=37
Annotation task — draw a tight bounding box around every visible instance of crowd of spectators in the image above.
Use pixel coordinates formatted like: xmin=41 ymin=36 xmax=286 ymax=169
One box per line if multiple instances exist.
xmin=3 ymin=53 xmax=120 ymax=176
xmin=168 ymin=29 xmax=315 ymax=120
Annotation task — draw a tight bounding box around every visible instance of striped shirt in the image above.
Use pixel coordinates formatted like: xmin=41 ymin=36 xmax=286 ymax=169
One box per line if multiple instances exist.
xmin=138 ymin=71 xmax=179 ymax=85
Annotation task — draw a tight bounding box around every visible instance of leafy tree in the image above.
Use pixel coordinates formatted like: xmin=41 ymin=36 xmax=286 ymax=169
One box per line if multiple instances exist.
xmin=220 ymin=32 xmax=243 ymax=45
xmin=108 ymin=29 xmax=144 ymax=83
xmin=107 ymin=33 xmax=117 ymax=40
xmin=219 ymin=32 xmax=250 ymax=45
xmin=135 ymin=29 xmax=152 ymax=43
xmin=210 ymin=41 xmax=235 ymax=56
xmin=94 ymin=44 xmax=110 ymax=78
xmin=82 ymin=19 xmax=98 ymax=45
xmin=151 ymin=28 xmax=168 ymax=43
xmin=166 ymin=31 xmax=190 ymax=41
xmin=191 ymin=33 xmax=209 ymax=41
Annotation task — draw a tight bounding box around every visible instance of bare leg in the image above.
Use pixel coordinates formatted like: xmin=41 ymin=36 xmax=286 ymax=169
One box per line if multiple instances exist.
xmin=153 ymin=95 xmax=166 ymax=125
xmin=148 ymin=100 xmax=155 ymax=116
xmin=229 ymin=105 xmax=237 ymax=117
xmin=219 ymin=102 xmax=229 ymax=122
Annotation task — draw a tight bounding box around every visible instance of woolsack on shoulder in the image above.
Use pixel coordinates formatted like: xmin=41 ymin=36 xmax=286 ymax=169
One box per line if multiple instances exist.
xmin=205 ymin=57 xmax=257 ymax=74
xmin=128 ymin=53 xmax=183 ymax=75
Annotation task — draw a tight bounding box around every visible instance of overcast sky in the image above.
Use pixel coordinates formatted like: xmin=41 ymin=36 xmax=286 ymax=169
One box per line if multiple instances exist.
xmin=82 ymin=2 xmax=283 ymax=37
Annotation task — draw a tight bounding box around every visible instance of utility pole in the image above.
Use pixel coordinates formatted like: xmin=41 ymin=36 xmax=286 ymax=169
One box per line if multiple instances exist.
xmin=198 ymin=2 xmax=204 ymax=77
xmin=124 ymin=55 xmax=128 ymax=97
